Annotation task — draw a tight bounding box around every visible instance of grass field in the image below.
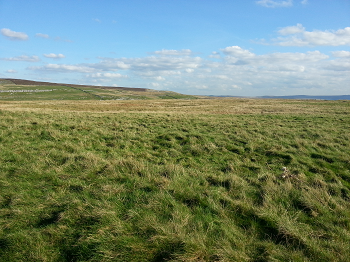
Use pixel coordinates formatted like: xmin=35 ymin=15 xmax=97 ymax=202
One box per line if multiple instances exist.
xmin=0 ymin=80 xmax=194 ymax=101
xmin=0 ymin=98 xmax=350 ymax=261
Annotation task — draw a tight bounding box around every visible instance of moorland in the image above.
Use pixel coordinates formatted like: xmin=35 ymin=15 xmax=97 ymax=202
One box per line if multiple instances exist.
xmin=0 ymin=79 xmax=350 ymax=261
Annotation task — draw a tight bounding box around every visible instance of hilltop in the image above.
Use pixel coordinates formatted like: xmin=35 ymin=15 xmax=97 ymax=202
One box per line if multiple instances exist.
xmin=0 ymin=78 xmax=195 ymax=100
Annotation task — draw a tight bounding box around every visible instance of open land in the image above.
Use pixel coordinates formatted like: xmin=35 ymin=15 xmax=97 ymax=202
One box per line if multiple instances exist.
xmin=0 ymin=80 xmax=350 ymax=261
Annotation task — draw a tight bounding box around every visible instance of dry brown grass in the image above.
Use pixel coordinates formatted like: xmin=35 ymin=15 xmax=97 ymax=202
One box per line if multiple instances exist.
xmin=1 ymin=98 xmax=348 ymax=115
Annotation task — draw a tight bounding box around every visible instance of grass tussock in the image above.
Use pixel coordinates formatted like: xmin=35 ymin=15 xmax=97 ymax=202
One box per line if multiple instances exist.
xmin=0 ymin=98 xmax=350 ymax=261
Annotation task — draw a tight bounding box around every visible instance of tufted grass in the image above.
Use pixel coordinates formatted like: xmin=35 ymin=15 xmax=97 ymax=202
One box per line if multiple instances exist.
xmin=0 ymin=98 xmax=350 ymax=261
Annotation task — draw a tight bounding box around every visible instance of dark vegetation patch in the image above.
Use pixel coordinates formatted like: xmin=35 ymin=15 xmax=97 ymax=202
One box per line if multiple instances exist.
xmin=0 ymin=194 xmax=13 ymax=208
xmin=310 ymin=153 xmax=334 ymax=163
xmin=206 ymin=176 xmax=231 ymax=190
xmin=37 ymin=209 xmax=63 ymax=227
xmin=151 ymin=239 xmax=185 ymax=262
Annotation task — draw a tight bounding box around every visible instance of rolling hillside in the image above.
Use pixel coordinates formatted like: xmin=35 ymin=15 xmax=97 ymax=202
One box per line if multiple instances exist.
xmin=0 ymin=78 xmax=195 ymax=101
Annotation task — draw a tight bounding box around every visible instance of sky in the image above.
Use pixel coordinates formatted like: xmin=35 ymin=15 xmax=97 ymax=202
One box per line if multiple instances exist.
xmin=1 ymin=0 xmax=350 ymax=96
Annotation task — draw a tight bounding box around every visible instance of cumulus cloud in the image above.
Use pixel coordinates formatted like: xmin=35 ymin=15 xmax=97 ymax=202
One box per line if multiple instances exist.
xmin=36 ymin=33 xmax=49 ymax=38
xmin=324 ymin=61 xmax=350 ymax=71
xmin=2 ymin=55 xmax=40 ymax=62
xmin=26 ymin=47 xmax=350 ymax=95
xmin=153 ymin=49 xmax=192 ymax=56
xmin=273 ymin=25 xmax=350 ymax=46
xmin=89 ymin=73 xmax=127 ymax=78
xmin=130 ymin=56 xmax=201 ymax=74
xmin=29 ymin=64 xmax=96 ymax=73
xmin=93 ymin=58 xmax=131 ymax=70
xmin=278 ymin=23 xmax=305 ymax=35
xmin=218 ymin=48 xmax=329 ymax=75
xmin=1 ymin=28 xmax=29 ymax=40
xmin=331 ymin=51 xmax=350 ymax=58
xmin=221 ymin=46 xmax=255 ymax=58
xmin=90 ymin=55 xmax=201 ymax=77
xmin=256 ymin=0 xmax=293 ymax=8
xmin=44 ymin=53 xmax=65 ymax=59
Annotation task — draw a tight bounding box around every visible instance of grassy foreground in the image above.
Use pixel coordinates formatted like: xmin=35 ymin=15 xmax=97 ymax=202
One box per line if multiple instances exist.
xmin=0 ymin=98 xmax=350 ymax=261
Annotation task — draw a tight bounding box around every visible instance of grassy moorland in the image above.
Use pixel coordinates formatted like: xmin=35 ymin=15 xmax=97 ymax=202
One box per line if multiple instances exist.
xmin=0 ymin=98 xmax=350 ymax=261
xmin=0 ymin=79 xmax=194 ymax=101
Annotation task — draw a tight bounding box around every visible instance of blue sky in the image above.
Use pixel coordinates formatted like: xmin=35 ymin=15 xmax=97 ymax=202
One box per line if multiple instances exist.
xmin=1 ymin=0 xmax=349 ymax=96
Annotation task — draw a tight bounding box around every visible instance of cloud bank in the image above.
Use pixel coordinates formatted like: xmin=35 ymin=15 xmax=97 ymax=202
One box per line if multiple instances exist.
xmin=274 ymin=25 xmax=350 ymax=46
xmin=27 ymin=46 xmax=350 ymax=95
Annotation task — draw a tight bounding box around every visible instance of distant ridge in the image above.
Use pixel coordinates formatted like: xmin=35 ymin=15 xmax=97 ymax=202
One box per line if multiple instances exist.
xmin=0 ymin=78 xmax=148 ymax=92
xmin=208 ymin=94 xmax=350 ymax=100
xmin=0 ymin=78 xmax=196 ymax=100
xmin=258 ymin=95 xmax=350 ymax=100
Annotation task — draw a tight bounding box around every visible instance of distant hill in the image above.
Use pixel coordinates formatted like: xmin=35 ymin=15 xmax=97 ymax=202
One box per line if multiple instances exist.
xmin=0 ymin=78 xmax=195 ymax=101
xmin=208 ymin=94 xmax=350 ymax=100
xmin=0 ymin=78 xmax=148 ymax=92
xmin=258 ymin=95 xmax=350 ymax=100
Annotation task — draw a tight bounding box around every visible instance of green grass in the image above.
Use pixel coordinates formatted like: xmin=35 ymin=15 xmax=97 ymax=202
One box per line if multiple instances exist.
xmin=0 ymin=83 xmax=197 ymax=101
xmin=0 ymin=99 xmax=350 ymax=261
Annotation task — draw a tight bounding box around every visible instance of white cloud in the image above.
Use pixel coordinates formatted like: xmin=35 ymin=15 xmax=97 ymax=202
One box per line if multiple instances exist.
xmin=104 ymin=73 xmax=127 ymax=78
xmin=93 ymin=18 xmax=101 ymax=23
xmin=324 ymin=61 xmax=350 ymax=71
xmin=151 ymin=82 xmax=160 ymax=87
xmin=221 ymin=46 xmax=255 ymax=58
xmin=331 ymin=51 xmax=350 ymax=58
xmin=154 ymin=76 xmax=165 ymax=80
xmin=260 ymin=51 xmax=329 ymax=62
xmin=6 ymin=69 xmax=17 ymax=73
xmin=26 ymin=47 xmax=350 ymax=96
xmin=256 ymin=0 xmax=293 ymax=8
xmin=44 ymin=53 xmax=65 ymax=59
xmin=93 ymin=58 xmax=131 ymax=70
xmin=1 ymin=28 xmax=29 ymax=40
xmin=154 ymin=49 xmax=192 ymax=56
xmin=36 ymin=33 xmax=49 ymax=38
xmin=89 ymin=73 xmax=127 ymax=78
xmin=30 ymin=64 xmax=96 ymax=73
xmin=301 ymin=0 xmax=308 ymax=4
xmin=2 ymin=55 xmax=40 ymax=62
xmin=304 ymin=28 xmax=350 ymax=46
xmin=214 ymin=75 xmax=230 ymax=80
xmin=274 ymin=25 xmax=350 ymax=46
xmin=278 ymin=23 xmax=305 ymax=35
xmin=92 ymin=56 xmax=201 ymax=77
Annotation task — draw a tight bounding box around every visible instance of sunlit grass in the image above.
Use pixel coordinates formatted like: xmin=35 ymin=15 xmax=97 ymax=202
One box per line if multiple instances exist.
xmin=0 ymin=98 xmax=350 ymax=261
xmin=0 ymin=83 xmax=195 ymax=101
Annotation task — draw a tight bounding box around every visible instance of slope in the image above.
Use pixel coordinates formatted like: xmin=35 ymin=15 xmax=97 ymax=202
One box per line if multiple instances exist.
xmin=0 ymin=78 xmax=195 ymax=100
